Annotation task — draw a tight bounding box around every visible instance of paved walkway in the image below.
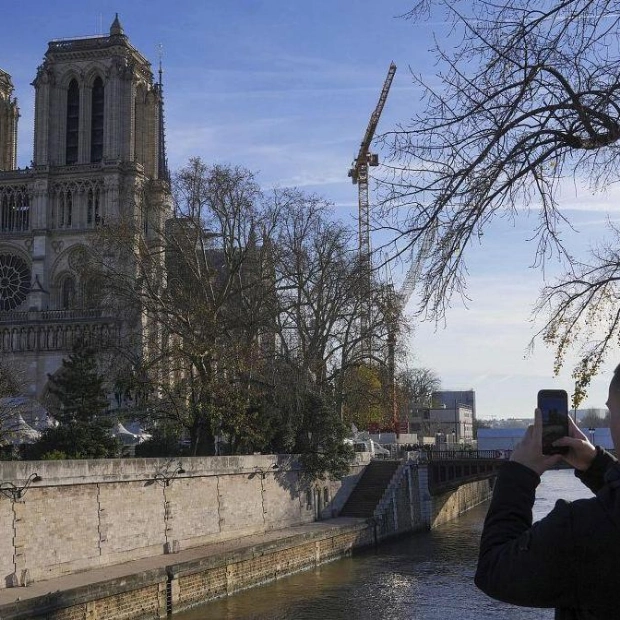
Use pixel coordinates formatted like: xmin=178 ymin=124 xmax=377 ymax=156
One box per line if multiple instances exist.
xmin=0 ymin=517 xmax=366 ymax=609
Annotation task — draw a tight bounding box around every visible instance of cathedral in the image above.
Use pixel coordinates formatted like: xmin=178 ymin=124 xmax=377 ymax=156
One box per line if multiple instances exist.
xmin=0 ymin=15 xmax=171 ymax=399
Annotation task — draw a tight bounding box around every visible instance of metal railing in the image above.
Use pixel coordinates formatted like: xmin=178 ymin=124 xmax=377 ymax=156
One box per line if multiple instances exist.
xmin=423 ymin=449 xmax=504 ymax=461
xmin=0 ymin=309 xmax=105 ymax=324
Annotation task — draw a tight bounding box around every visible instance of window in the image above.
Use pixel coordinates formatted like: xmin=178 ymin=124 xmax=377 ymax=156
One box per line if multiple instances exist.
xmin=90 ymin=77 xmax=104 ymax=162
xmin=60 ymin=276 xmax=76 ymax=310
xmin=0 ymin=186 xmax=30 ymax=232
xmin=86 ymin=186 xmax=100 ymax=226
xmin=0 ymin=254 xmax=30 ymax=311
xmin=57 ymin=190 xmax=73 ymax=228
xmin=66 ymin=80 xmax=79 ymax=165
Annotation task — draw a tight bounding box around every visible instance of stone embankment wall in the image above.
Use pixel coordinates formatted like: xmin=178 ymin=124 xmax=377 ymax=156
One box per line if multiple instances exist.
xmin=1 ymin=521 xmax=374 ymax=620
xmin=0 ymin=454 xmax=368 ymax=589
xmin=372 ymin=461 xmax=494 ymax=541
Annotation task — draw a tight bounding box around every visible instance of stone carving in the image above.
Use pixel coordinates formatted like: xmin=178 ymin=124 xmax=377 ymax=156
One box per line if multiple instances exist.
xmin=67 ymin=245 xmax=88 ymax=271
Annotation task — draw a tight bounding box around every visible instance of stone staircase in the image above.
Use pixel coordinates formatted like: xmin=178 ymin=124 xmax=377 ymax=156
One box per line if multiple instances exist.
xmin=339 ymin=460 xmax=401 ymax=518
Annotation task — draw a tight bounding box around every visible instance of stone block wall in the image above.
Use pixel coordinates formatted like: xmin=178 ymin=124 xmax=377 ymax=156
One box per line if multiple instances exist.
xmin=0 ymin=454 xmax=368 ymax=589
xmin=373 ymin=462 xmax=493 ymax=541
xmin=429 ymin=477 xmax=493 ymax=528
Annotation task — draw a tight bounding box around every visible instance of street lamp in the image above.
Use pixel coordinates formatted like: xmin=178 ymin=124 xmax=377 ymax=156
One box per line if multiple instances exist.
xmin=0 ymin=473 xmax=42 ymax=501
xmin=588 ymin=428 xmax=596 ymax=445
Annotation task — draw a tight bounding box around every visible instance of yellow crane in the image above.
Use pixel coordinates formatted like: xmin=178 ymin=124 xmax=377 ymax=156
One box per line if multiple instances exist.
xmin=348 ymin=62 xmax=397 ymax=359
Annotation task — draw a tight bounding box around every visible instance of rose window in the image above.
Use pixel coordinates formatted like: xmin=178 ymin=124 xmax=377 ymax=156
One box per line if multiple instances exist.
xmin=0 ymin=254 xmax=30 ymax=311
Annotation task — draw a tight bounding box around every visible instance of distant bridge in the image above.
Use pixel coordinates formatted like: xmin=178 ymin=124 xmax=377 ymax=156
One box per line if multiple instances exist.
xmin=419 ymin=450 xmax=504 ymax=494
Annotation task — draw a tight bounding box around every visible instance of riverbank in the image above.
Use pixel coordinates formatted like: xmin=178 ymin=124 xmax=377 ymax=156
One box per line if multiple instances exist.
xmin=0 ymin=459 xmax=494 ymax=619
xmin=0 ymin=517 xmax=374 ymax=620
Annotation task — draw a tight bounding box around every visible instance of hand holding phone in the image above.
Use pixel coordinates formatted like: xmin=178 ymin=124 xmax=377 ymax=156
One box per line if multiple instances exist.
xmin=537 ymin=389 xmax=569 ymax=455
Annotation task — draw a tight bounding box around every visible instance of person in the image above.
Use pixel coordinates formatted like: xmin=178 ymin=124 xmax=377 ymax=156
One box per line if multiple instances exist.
xmin=475 ymin=366 xmax=620 ymax=620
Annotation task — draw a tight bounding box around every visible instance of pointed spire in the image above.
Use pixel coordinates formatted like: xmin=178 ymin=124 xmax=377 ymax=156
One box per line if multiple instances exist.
xmin=157 ymin=44 xmax=170 ymax=184
xmin=110 ymin=13 xmax=124 ymax=36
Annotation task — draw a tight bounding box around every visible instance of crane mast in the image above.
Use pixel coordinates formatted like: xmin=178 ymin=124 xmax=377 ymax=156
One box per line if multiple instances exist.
xmin=348 ymin=62 xmax=397 ymax=359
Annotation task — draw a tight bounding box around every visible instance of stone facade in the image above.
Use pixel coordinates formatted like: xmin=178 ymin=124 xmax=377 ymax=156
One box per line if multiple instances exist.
xmin=0 ymin=15 xmax=171 ymax=398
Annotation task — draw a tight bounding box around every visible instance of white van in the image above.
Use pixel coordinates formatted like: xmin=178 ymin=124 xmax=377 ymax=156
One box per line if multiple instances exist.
xmin=352 ymin=439 xmax=390 ymax=459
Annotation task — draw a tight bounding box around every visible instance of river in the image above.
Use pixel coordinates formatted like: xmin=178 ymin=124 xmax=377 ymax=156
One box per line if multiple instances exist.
xmin=176 ymin=469 xmax=592 ymax=619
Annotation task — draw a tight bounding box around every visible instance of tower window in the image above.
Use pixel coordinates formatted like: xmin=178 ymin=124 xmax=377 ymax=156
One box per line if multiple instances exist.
xmin=91 ymin=77 xmax=104 ymax=163
xmin=57 ymin=190 xmax=73 ymax=228
xmin=87 ymin=186 xmax=101 ymax=226
xmin=66 ymin=79 xmax=79 ymax=165
xmin=0 ymin=186 xmax=30 ymax=232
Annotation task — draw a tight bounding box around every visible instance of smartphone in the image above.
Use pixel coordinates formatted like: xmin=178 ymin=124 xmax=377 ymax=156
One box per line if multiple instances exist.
xmin=537 ymin=389 xmax=569 ymax=455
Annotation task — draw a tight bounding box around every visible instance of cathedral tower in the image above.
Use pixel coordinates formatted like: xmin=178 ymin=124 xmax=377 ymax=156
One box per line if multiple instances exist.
xmin=0 ymin=15 xmax=171 ymax=398
xmin=0 ymin=68 xmax=19 ymax=171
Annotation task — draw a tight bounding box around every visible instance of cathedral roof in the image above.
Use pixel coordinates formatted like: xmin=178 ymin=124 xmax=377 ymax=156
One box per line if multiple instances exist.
xmin=45 ymin=14 xmax=147 ymax=72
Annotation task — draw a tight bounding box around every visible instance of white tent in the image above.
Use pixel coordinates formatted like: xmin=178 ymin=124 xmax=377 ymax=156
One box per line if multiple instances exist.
xmin=4 ymin=414 xmax=41 ymax=445
xmin=0 ymin=396 xmax=55 ymax=431
xmin=111 ymin=422 xmax=141 ymax=446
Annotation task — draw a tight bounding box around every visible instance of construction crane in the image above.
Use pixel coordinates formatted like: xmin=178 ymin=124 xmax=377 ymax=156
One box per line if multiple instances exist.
xmin=348 ymin=62 xmax=397 ymax=359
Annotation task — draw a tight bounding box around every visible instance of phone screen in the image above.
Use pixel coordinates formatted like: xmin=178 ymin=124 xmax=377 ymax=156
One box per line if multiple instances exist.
xmin=538 ymin=390 xmax=569 ymax=455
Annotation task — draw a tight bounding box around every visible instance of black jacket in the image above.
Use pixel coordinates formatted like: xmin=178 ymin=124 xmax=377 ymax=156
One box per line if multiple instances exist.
xmin=475 ymin=449 xmax=620 ymax=619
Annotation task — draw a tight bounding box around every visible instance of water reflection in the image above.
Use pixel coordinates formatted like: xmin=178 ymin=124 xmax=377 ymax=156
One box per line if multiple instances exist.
xmin=178 ymin=470 xmax=592 ymax=620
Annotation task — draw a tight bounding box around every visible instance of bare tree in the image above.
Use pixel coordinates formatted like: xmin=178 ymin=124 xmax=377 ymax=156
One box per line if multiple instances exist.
xmin=535 ymin=223 xmax=620 ymax=403
xmin=86 ymin=159 xmax=279 ymax=454
xmin=271 ymin=192 xmax=401 ymax=430
xmin=0 ymin=355 xmax=38 ymax=449
xmin=579 ymin=407 xmax=609 ymax=428
xmin=397 ymin=367 xmax=441 ymax=407
xmin=380 ymin=0 xmax=620 ymax=398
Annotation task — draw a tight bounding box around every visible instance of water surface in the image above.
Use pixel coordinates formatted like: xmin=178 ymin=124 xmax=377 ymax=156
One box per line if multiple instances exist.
xmin=177 ymin=469 xmax=592 ymax=619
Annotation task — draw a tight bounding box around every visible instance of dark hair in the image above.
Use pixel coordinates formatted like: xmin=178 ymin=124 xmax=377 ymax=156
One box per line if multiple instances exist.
xmin=611 ymin=364 xmax=620 ymax=392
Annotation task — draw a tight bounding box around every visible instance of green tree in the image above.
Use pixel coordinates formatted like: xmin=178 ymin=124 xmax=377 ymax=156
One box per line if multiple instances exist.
xmin=27 ymin=340 xmax=117 ymax=459
xmin=341 ymin=364 xmax=386 ymax=431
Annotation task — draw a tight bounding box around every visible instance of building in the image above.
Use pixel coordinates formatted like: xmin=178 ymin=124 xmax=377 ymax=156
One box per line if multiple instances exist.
xmin=0 ymin=15 xmax=171 ymax=398
xmin=408 ymin=403 xmax=474 ymax=445
xmin=407 ymin=389 xmax=476 ymax=445
xmin=432 ymin=389 xmax=476 ymax=417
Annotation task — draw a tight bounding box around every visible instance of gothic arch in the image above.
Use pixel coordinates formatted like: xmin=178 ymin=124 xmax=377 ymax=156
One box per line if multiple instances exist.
xmin=50 ymin=180 xmax=103 ymax=229
xmin=57 ymin=70 xmax=84 ymax=90
xmin=84 ymin=66 xmax=107 ymax=88
xmin=56 ymin=272 xmax=77 ymax=310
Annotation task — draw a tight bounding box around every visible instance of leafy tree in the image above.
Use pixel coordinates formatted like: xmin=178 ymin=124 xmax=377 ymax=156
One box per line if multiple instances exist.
xmin=381 ymin=0 xmax=620 ymax=401
xmin=27 ymin=339 xmax=117 ymax=459
xmin=341 ymin=364 xmax=386 ymax=430
xmin=47 ymin=339 xmax=109 ymax=424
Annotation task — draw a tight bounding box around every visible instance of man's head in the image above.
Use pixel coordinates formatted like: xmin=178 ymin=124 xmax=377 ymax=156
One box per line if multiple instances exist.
xmin=607 ymin=364 xmax=620 ymax=450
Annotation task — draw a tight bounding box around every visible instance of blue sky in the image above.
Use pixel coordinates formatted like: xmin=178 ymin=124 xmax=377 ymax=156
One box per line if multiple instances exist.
xmin=3 ymin=1 xmax=619 ymax=418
